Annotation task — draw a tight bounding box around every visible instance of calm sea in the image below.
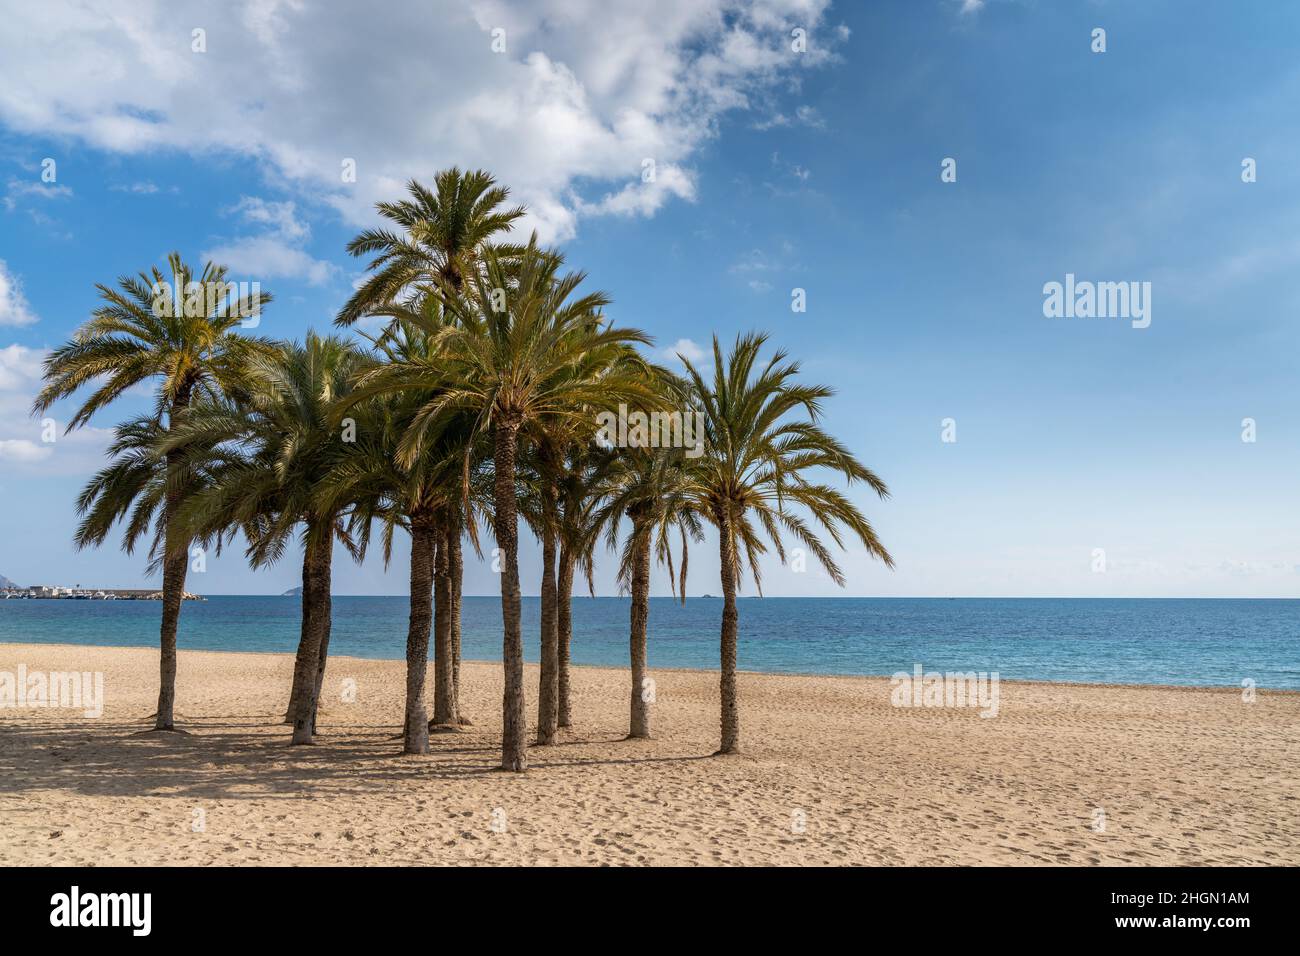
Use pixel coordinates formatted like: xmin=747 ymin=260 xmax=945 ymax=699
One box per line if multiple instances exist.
xmin=1 ymin=596 xmax=1297 ymax=688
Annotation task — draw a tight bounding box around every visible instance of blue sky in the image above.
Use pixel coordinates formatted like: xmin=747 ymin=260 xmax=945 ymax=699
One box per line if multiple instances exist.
xmin=0 ymin=0 xmax=1296 ymax=597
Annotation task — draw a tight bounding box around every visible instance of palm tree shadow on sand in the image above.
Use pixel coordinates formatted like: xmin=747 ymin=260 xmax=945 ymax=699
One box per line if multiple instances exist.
xmin=0 ymin=719 xmax=718 ymax=803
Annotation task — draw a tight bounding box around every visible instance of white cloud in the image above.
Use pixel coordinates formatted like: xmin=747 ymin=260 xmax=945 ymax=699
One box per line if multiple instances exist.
xmin=0 ymin=343 xmax=113 ymax=474
xmin=202 ymin=236 xmax=335 ymax=285
xmin=959 ymin=0 xmax=985 ymax=13
xmin=0 ymin=424 xmax=114 ymax=475
xmin=0 ymin=343 xmax=48 ymax=436
xmin=2 ymin=178 xmax=72 ymax=212
xmin=0 ymin=438 xmax=52 ymax=463
xmin=227 ymin=196 xmax=310 ymax=242
xmin=110 ymin=181 xmax=160 ymax=194
xmin=0 ymin=343 xmax=44 ymax=390
xmin=0 ymin=0 xmax=843 ymax=243
xmin=731 ymin=248 xmax=770 ymax=273
xmin=0 ymin=261 xmax=39 ymax=326
xmin=730 ymin=241 xmax=794 ymax=275
xmin=202 ymin=196 xmax=334 ymax=284
xmin=768 ymin=150 xmax=812 ymax=183
xmin=575 ymin=164 xmax=696 ymax=218
xmin=662 ymin=337 xmax=707 ymax=365
xmin=752 ymin=103 xmax=826 ymax=131
xmin=794 ymin=104 xmax=824 ymax=126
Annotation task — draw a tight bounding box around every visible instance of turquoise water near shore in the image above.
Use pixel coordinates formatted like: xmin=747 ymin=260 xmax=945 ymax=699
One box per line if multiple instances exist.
xmin=1 ymin=595 xmax=1297 ymax=688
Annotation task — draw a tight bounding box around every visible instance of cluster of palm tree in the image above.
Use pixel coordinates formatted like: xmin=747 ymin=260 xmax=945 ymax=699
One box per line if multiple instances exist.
xmin=33 ymin=168 xmax=894 ymax=771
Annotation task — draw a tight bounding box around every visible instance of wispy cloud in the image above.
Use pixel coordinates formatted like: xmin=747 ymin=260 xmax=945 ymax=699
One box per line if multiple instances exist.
xmin=110 ymin=181 xmax=161 ymax=194
xmin=0 ymin=261 xmax=38 ymax=327
xmin=202 ymin=196 xmax=334 ymax=285
xmin=753 ymin=104 xmax=827 ymax=131
xmin=3 ymin=177 xmax=71 ymax=212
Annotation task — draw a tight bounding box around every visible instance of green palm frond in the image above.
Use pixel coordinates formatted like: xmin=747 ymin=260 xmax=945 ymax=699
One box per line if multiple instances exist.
xmin=337 ymin=169 xmax=526 ymax=326
xmin=679 ymin=332 xmax=895 ymax=591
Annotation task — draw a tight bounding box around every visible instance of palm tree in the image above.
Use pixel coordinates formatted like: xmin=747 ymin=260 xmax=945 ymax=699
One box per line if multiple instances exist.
xmin=553 ymin=442 xmax=618 ymax=728
xmin=520 ymin=407 xmax=622 ymax=745
xmin=431 ymin=496 xmax=477 ymax=728
xmin=323 ymin=391 xmax=439 ymax=754
xmin=33 ymin=253 xmax=274 ymax=731
xmin=515 ymin=439 xmax=563 ymax=744
xmin=164 ymin=334 xmax=367 ymax=744
xmin=447 ymin=515 xmax=468 ymax=724
xmin=336 ymin=170 xmax=522 ymax=735
xmin=426 ymin=456 xmax=490 ymax=734
xmin=337 ymin=168 xmax=525 ymax=326
xmin=357 ymin=240 xmax=659 ymax=770
xmin=600 ymin=446 xmax=702 ymax=738
xmin=680 ymin=333 xmax=894 ymax=755
xmin=328 ymin=319 xmax=487 ymax=753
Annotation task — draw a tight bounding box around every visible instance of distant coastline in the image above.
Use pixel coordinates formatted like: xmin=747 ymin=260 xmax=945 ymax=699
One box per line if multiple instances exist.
xmin=3 ymin=589 xmax=1296 ymax=601
xmin=0 ymin=587 xmax=203 ymax=602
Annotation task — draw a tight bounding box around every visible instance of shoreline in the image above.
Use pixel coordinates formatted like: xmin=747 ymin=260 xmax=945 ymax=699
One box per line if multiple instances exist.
xmin=3 ymin=639 xmax=1298 ymax=695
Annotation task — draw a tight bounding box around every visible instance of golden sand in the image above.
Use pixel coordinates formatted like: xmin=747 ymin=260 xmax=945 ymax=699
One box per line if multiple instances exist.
xmin=1 ymin=643 xmax=1296 ymax=865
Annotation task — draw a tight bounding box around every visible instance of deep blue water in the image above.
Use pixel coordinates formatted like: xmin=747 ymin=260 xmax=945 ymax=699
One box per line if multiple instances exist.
xmin=0 ymin=596 xmax=1297 ymax=688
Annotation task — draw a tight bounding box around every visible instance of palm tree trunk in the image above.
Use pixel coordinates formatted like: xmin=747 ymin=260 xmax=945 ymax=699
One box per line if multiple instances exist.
xmin=494 ymin=419 xmax=527 ymax=772
xmin=155 ymin=390 xmax=192 ymax=732
xmin=290 ymin=527 xmax=331 ymax=745
xmin=628 ymin=519 xmax=652 ymax=739
xmin=283 ymin=560 xmax=314 ymax=723
xmin=285 ymin=538 xmax=333 ymax=731
xmin=431 ymin=524 xmax=457 ymax=728
xmin=155 ymin=513 xmax=188 ymax=732
xmin=536 ymin=482 xmax=559 ymax=745
xmin=403 ymin=513 xmax=436 ymax=754
xmin=309 ymin=543 xmax=333 ymax=734
xmin=450 ymin=529 xmax=465 ymax=724
xmin=716 ymin=507 xmax=740 ymax=754
xmin=557 ymin=546 xmax=575 ymax=728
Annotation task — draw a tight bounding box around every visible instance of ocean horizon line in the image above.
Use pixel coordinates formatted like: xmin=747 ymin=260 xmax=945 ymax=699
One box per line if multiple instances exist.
xmin=71 ymin=592 xmax=1300 ymax=601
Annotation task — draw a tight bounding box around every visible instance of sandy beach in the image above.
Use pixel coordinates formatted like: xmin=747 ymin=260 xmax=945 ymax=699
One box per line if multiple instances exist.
xmin=1 ymin=642 xmax=1296 ymax=866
